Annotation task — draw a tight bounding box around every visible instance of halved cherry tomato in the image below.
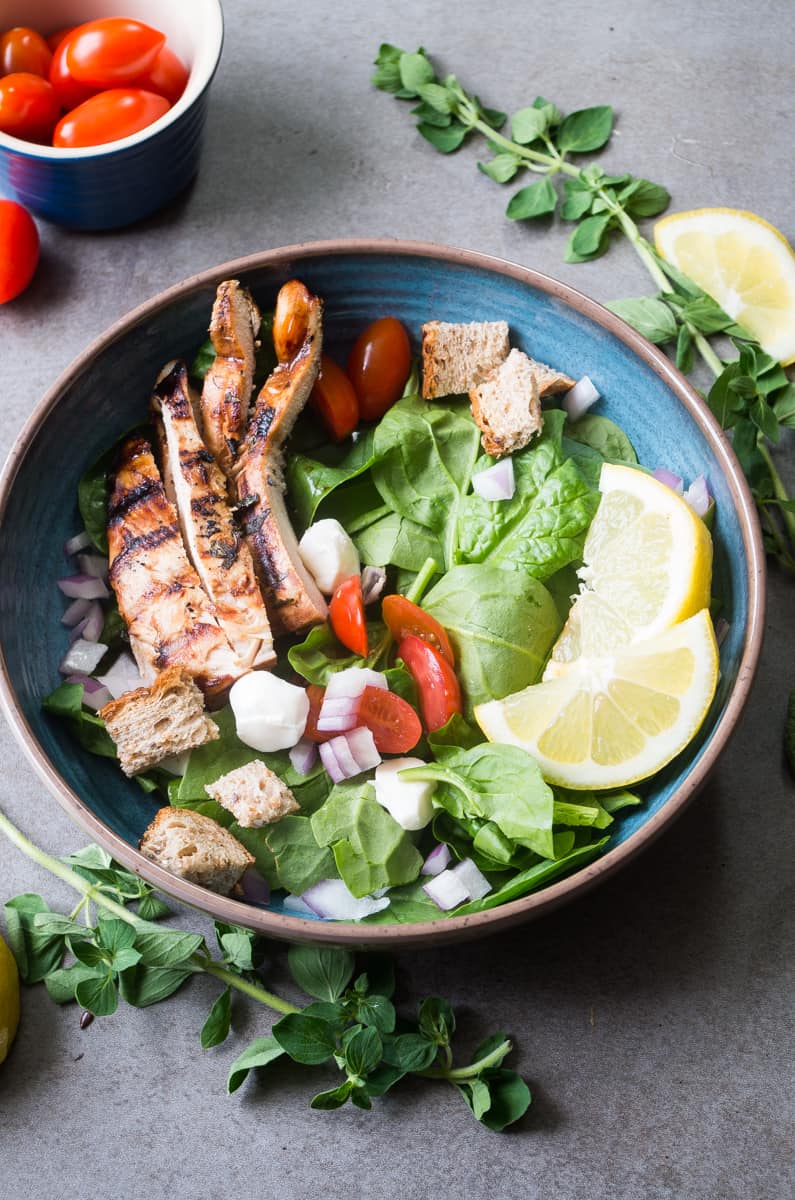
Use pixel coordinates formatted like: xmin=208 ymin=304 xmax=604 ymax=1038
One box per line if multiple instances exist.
xmin=0 ymin=200 xmax=39 ymax=304
xmin=355 ymin=685 xmax=422 ymax=753
xmin=130 ymin=45 xmax=188 ymax=105
xmin=0 ymin=73 xmax=60 ymax=142
xmin=0 ymin=27 xmax=52 ymax=77
xmin=64 ymin=18 xmax=165 ymax=88
xmin=49 ymin=38 xmax=98 ymax=111
xmin=310 ymin=355 xmax=359 ymax=441
xmin=329 ymin=575 xmax=368 ymax=657
xmin=53 ymin=88 xmax=170 ymax=149
xmin=303 ymin=684 xmax=333 ymax=743
xmin=382 ymin=594 xmax=455 ymax=665
xmin=46 ymin=27 xmax=77 ymax=54
xmin=398 ymin=634 xmax=462 ymax=732
xmin=347 ymin=316 xmax=411 ymax=421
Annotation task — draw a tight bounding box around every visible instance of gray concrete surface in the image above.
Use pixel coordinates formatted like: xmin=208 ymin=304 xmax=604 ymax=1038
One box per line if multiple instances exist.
xmin=1 ymin=1 xmax=793 ymax=1196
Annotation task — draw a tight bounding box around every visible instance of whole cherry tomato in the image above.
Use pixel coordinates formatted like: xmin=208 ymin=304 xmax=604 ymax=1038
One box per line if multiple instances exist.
xmin=0 ymin=27 xmax=52 ymax=77
xmin=46 ymin=27 xmax=76 ymax=54
xmin=310 ymin=355 xmax=359 ymax=441
xmin=0 ymin=201 xmax=39 ymax=304
xmin=347 ymin=316 xmax=411 ymax=421
xmin=49 ymin=37 xmax=97 ymax=110
xmin=53 ymin=88 xmax=170 ymax=149
xmin=382 ymin=594 xmax=455 ymax=665
xmin=130 ymin=45 xmax=188 ymax=105
xmin=329 ymin=575 xmax=368 ymax=657
xmin=64 ymin=18 xmax=165 ymax=88
xmin=0 ymin=73 xmax=60 ymax=142
xmin=398 ymin=634 xmax=463 ymax=732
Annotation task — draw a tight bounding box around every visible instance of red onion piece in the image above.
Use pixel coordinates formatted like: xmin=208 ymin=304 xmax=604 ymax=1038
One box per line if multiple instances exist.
xmin=61 ymin=597 xmax=92 ymax=628
xmin=472 ymin=457 xmax=515 ymax=502
xmin=361 ymin=565 xmax=387 ymax=606
xmin=421 ymin=843 xmax=452 ymax=876
xmin=331 ymin=733 xmax=360 ymax=777
xmin=281 ymin=894 xmax=316 ymax=917
xmin=239 ymin=868 xmax=270 ymax=907
xmin=325 ymin=667 xmax=387 ymax=701
xmin=81 ymin=601 xmax=104 ymax=643
xmin=65 ymin=674 xmax=112 ymax=711
xmin=450 ymin=857 xmax=491 ymax=901
xmin=316 ymin=695 xmax=359 ymax=733
xmin=318 ymin=729 xmax=382 ymax=781
xmin=563 ymin=375 xmax=600 ymax=422
xmin=319 ymin=739 xmax=345 ymax=784
xmin=77 ymin=553 xmax=109 ymax=581
xmin=652 ymin=467 xmax=684 ymax=494
xmin=97 ymin=652 xmax=144 ymax=699
xmin=59 ymin=639 xmax=108 ymax=676
xmin=68 ymin=617 xmax=89 ymax=645
xmin=300 ymin=878 xmax=390 ymax=920
xmin=422 ymin=869 xmax=470 ymax=911
xmin=289 ymin=738 xmax=318 ymax=776
xmin=345 ymin=727 xmax=381 ymax=773
xmin=683 ymin=474 xmax=712 ymax=517
xmin=64 ymin=531 xmax=91 ymax=556
xmin=57 ymin=574 xmax=110 ymax=600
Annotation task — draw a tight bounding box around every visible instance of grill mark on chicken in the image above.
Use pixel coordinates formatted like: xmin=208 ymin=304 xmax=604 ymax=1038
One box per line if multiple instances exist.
xmin=152 ymin=360 xmax=275 ymax=670
xmin=106 ymin=436 xmax=247 ymax=703
xmin=234 ymin=280 xmax=328 ymax=636
xmin=200 ymin=280 xmax=261 ymax=482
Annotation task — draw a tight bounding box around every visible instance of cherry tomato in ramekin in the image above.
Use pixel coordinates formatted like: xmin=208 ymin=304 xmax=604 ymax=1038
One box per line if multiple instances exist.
xmin=53 ymin=88 xmax=170 ymax=149
xmin=64 ymin=18 xmax=166 ymax=88
xmin=0 ymin=73 xmax=60 ymax=142
xmin=0 ymin=26 xmax=52 ymax=77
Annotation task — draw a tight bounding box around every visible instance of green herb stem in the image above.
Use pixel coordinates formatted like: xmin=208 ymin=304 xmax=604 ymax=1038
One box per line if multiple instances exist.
xmin=202 ymin=961 xmax=300 ymax=1016
xmin=757 ymin=441 xmax=795 ymax=549
xmin=404 ymin=556 xmax=439 ymax=604
xmin=420 ymin=1037 xmax=513 ymax=1081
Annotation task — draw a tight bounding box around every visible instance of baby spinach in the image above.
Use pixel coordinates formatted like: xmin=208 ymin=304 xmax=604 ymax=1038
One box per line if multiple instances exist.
xmin=354 ymin=510 xmax=444 ymax=572
xmin=311 ymin=779 xmax=423 ymax=897
xmin=286 ymin=430 xmax=379 ymax=531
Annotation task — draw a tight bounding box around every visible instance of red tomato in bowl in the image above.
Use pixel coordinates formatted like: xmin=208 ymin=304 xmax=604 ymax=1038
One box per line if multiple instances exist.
xmin=382 ymin=594 xmax=455 ymax=665
xmin=46 ymin=27 xmax=76 ymax=54
xmin=0 ymin=73 xmax=60 ymax=142
xmin=53 ymin=88 xmax=170 ymax=149
xmin=310 ymin=355 xmax=359 ymax=441
xmin=347 ymin=316 xmax=411 ymax=421
xmin=329 ymin=576 xmax=369 ymax=657
xmin=398 ymin=634 xmax=462 ymax=732
xmin=130 ymin=45 xmax=189 ymax=105
xmin=0 ymin=201 xmax=39 ymax=304
xmin=0 ymin=27 xmax=52 ymax=77
xmin=49 ymin=37 xmax=97 ymax=110
xmin=64 ymin=18 xmax=166 ymax=88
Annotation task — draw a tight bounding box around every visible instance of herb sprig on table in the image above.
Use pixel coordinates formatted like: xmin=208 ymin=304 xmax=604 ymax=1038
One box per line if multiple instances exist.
xmin=0 ymin=806 xmax=530 ymax=1130
xmin=372 ymin=44 xmax=795 ymax=571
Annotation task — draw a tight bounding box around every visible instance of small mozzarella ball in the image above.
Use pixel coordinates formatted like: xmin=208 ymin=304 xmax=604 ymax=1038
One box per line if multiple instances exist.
xmin=229 ymin=672 xmax=310 ymax=752
xmin=298 ymin=519 xmax=361 ymax=595
xmin=374 ymin=757 xmax=436 ymax=831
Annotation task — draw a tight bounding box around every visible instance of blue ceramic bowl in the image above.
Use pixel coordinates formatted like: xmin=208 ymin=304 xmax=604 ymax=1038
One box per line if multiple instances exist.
xmin=0 ymin=241 xmax=766 ymax=946
xmin=0 ymin=0 xmax=223 ymax=229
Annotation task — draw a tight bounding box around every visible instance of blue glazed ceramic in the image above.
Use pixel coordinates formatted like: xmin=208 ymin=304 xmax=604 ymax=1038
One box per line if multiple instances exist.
xmin=0 ymin=0 xmax=223 ymax=230
xmin=0 ymin=241 xmax=766 ymax=946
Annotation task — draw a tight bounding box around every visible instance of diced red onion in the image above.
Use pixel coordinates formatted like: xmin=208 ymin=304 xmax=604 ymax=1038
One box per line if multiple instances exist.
xmin=472 ymin=458 xmax=515 ymax=502
xmin=319 ymin=728 xmax=382 ymax=782
xmin=422 ymin=869 xmax=470 ymax=912
xmin=57 ymin=574 xmax=110 ymax=600
xmin=69 ymin=617 xmax=89 ymax=645
xmin=281 ymin=894 xmax=316 ymax=917
xmin=714 ymin=616 xmax=730 ymax=647
xmin=61 ymin=597 xmax=92 ymax=628
xmin=64 ymin=531 xmax=91 ymax=556
xmin=77 ymin=553 xmax=109 ymax=581
xmin=345 ymin=727 xmax=381 ymax=772
xmin=59 ymin=639 xmax=108 ymax=676
xmin=325 ymin=667 xmax=387 ymax=701
xmin=65 ymin=674 xmax=112 ymax=711
xmin=421 ymin=843 xmax=452 ymax=876
xmin=450 ymin=857 xmax=491 ymax=901
xmin=683 ymin=474 xmax=712 ymax=518
xmin=361 ymin=565 xmax=387 ymax=606
xmin=80 ymin=601 xmax=104 ymax=643
xmin=97 ymin=651 xmax=143 ymax=699
xmin=316 ymin=695 xmax=359 ymax=733
xmin=300 ymin=878 xmax=390 ymax=920
xmin=239 ymin=868 xmax=270 ymax=907
xmin=330 ymin=733 xmax=360 ymax=777
xmin=563 ymin=375 xmax=600 ymax=422
xmin=289 ymin=738 xmax=318 ymax=776
xmin=652 ymin=467 xmax=684 ymax=494
xmin=319 ymin=739 xmax=345 ymax=784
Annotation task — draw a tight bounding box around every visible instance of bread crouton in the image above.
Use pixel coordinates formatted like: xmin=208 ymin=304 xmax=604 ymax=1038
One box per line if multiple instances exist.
xmin=524 ymin=356 xmax=576 ymax=397
xmin=99 ymin=666 xmax=218 ymax=777
xmin=421 ymin=320 xmax=510 ymax=398
xmin=139 ymin=807 xmax=254 ymax=895
xmin=470 ymin=348 xmax=544 ymax=456
xmin=205 ymin=759 xmax=299 ymax=828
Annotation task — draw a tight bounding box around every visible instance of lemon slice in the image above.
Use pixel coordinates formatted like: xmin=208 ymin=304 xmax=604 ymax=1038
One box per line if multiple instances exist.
xmin=0 ymin=933 xmax=20 ymax=1066
xmin=654 ymin=207 xmax=795 ymax=364
xmin=475 ymin=609 xmax=719 ymax=789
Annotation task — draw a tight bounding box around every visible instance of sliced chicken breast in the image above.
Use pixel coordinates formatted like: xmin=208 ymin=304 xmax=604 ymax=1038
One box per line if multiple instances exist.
xmin=107 ymin=435 xmax=247 ymax=704
xmin=151 ymin=360 xmax=275 ymax=670
xmin=234 ymin=279 xmax=328 ymax=636
xmin=200 ymin=280 xmax=261 ymax=481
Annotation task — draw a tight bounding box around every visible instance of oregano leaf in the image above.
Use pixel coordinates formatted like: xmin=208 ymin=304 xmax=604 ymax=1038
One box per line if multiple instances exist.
xmin=556 ymin=105 xmax=613 ymax=153
xmin=505 ymin=177 xmax=557 ymax=220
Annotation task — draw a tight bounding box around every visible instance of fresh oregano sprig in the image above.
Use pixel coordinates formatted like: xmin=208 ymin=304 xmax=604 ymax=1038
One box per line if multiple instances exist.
xmin=0 ymin=805 xmax=530 ymax=1131
xmin=372 ymin=44 xmax=795 ymax=572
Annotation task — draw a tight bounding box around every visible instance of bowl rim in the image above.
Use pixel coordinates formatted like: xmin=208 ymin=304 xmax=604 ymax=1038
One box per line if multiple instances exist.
xmin=0 ymin=0 xmax=224 ymax=160
xmin=0 ymin=237 xmax=767 ymax=947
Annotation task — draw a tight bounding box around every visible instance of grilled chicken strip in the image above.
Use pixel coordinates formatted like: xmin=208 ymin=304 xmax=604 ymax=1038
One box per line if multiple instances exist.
xmin=151 ymin=360 xmax=275 ymax=671
xmin=107 ymin=435 xmax=248 ymax=704
xmin=234 ymin=279 xmax=328 ymax=636
xmin=200 ymin=280 xmax=261 ymax=481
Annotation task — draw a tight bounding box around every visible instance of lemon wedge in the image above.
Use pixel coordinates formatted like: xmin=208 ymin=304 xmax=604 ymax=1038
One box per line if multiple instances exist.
xmin=475 ymin=608 xmax=719 ymax=789
xmin=654 ymin=207 xmax=795 ymax=365
xmin=0 ymin=933 xmax=20 ymax=1066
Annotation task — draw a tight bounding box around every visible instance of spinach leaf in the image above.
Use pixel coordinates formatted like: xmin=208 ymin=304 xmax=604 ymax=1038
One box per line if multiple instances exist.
xmin=42 ymin=681 xmax=117 ymax=759
xmin=354 ymin=511 xmax=444 ymax=572
xmin=262 ymin=815 xmax=337 ymax=895
xmin=286 ymin=431 xmax=379 ymax=531
xmin=454 ymin=837 xmax=611 ymax=913
xmin=423 ymin=564 xmax=561 ymax=713
xmin=287 ymin=622 xmax=365 ymax=685
xmin=563 ymin=412 xmax=638 ymax=465
xmin=359 ymin=878 xmax=443 ymax=924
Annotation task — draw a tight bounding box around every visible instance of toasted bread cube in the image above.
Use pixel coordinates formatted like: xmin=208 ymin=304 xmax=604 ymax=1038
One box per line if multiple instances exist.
xmin=470 ymin=348 xmax=545 ymax=456
xmin=421 ymin=320 xmax=510 ymax=398
xmin=139 ymin=807 xmax=254 ymax=895
xmin=523 ymin=355 xmax=576 ymax=397
xmin=205 ymin=759 xmax=299 ymax=828
xmin=99 ymin=666 xmax=218 ymax=777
